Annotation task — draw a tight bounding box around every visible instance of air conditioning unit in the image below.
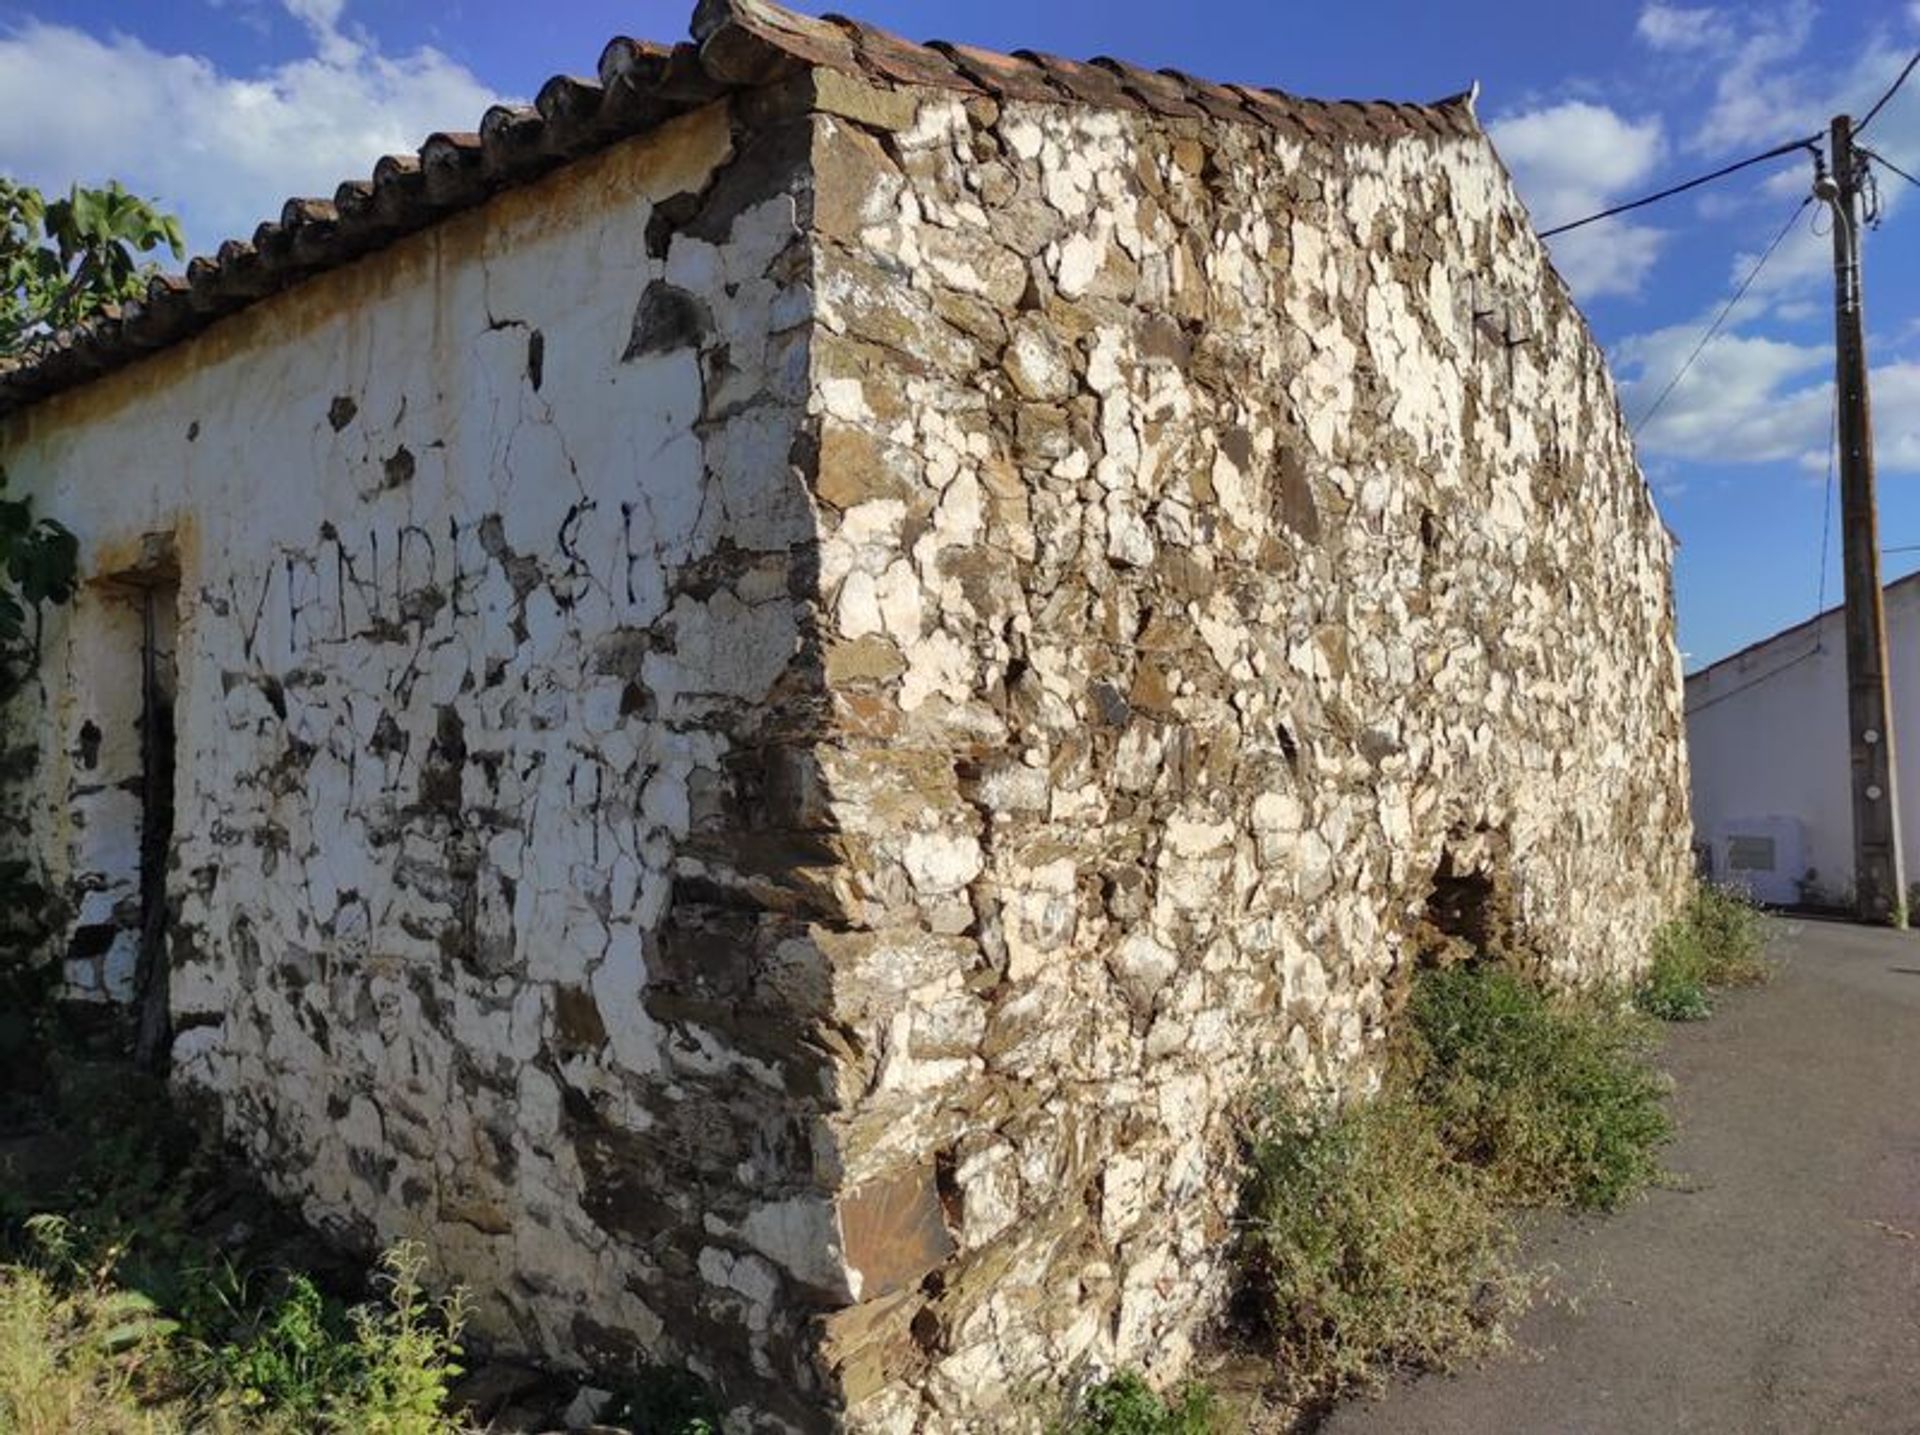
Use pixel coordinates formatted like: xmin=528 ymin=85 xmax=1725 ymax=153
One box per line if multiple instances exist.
xmin=1712 ymin=816 xmax=1806 ymax=907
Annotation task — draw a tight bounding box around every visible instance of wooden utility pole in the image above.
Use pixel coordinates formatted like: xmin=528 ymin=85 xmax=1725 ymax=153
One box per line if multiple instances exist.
xmin=1823 ymin=113 xmax=1907 ymax=924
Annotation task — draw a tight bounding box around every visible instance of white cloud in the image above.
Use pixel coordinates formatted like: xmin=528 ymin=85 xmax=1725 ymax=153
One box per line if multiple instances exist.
xmin=281 ymin=0 xmax=359 ymax=66
xmin=1694 ymin=197 xmax=1831 ymax=321
xmin=1489 ymin=101 xmax=1669 ymax=298
xmin=1637 ymin=4 xmax=1734 ymax=53
xmin=1548 ymin=225 xmax=1670 ymax=302
xmin=0 ymin=3 xmax=507 ymax=257
xmin=283 ymin=0 xmax=347 ymax=27
xmin=1618 ymin=323 xmax=1828 ymax=462
xmin=1617 ymin=316 xmax=1920 ymax=476
xmin=1621 ymin=5 xmax=1920 ymax=322
xmin=1653 ymin=1 xmax=1920 ymax=165
xmin=1494 ymin=102 xmax=1668 ymax=210
xmin=1590 ymin=3 xmax=1920 ymax=488
xmin=1881 ymin=365 xmax=1920 ymax=472
xmin=1686 ymin=2 xmax=1817 ymax=154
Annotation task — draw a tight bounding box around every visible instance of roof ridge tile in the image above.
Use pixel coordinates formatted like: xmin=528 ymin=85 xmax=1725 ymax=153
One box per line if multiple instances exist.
xmin=0 ymin=0 xmax=1484 ymax=417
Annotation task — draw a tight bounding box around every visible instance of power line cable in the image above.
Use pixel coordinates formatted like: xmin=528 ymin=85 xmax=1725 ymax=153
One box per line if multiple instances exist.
xmin=1631 ymin=195 xmax=1813 ymax=434
xmin=1863 ymin=147 xmax=1920 ymax=190
xmin=1539 ymin=135 xmax=1820 ymax=239
xmin=1684 ymin=644 xmax=1825 ymax=716
xmin=1545 ymin=42 xmax=1914 ymax=240
xmin=1857 ymin=49 xmax=1920 ymax=135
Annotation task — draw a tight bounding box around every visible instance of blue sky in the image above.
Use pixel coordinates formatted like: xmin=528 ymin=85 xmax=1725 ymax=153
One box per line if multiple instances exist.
xmin=3 ymin=0 xmax=1919 ymax=667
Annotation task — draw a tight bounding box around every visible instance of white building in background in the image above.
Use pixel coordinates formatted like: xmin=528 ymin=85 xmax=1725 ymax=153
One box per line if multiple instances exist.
xmin=1686 ymin=572 xmax=1920 ymax=906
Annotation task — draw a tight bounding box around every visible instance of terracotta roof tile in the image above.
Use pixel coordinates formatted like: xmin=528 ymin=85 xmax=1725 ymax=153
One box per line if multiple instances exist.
xmin=1016 ymin=50 xmax=1131 ymax=110
xmin=927 ymin=40 xmax=1056 ymax=103
xmin=0 ymin=0 xmax=1482 ymax=417
xmin=595 ymin=36 xmax=672 ymax=90
xmin=1158 ymin=68 xmax=1255 ymax=125
xmin=824 ymin=15 xmax=974 ymax=92
xmin=1090 ymin=56 xmax=1205 ymax=119
xmin=533 ymin=77 xmax=609 ymax=154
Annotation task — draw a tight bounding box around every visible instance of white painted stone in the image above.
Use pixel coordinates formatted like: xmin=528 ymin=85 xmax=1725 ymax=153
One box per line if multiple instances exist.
xmin=898 ymin=830 xmax=984 ymax=895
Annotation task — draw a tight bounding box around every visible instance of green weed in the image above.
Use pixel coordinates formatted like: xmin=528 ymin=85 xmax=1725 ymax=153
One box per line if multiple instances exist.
xmin=1239 ymin=1094 xmax=1518 ymax=1400
xmin=1637 ymin=884 xmax=1769 ymax=1022
xmin=1 ymin=1056 xmax=477 ymax=1433
xmin=0 ymin=1216 xmax=184 ymax=1435
xmin=0 ymin=1231 xmax=470 ymax=1435
xmin=182 ymin=1244 xmax=467 ymax=1433
xmin=1406 ymin=964 xmax=1670 ymax=1211
xmin=1238 ymin=952 xmax=1679 ymax=1400
xmin=1057 ymin=1370 xmax=1221 ymax=1434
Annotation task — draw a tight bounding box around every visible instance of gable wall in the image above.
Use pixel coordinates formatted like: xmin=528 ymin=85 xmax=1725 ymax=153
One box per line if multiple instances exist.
xmin=795 ymin=83 xmax=1691 ymax=1427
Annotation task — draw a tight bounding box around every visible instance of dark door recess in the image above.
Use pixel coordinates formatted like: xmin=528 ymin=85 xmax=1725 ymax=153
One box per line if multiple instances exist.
xmin=133 ymin=579 xmax=177 ymax=1069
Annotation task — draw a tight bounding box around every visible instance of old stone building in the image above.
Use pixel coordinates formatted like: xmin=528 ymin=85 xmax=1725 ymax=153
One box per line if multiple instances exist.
xmin=0 ymin=0 xmax=1691 ymax=1428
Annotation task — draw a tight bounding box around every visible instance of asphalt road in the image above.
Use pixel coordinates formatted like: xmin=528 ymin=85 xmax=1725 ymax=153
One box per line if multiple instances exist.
xmin=1321 ymin=917 xmax=1920 ymax=1435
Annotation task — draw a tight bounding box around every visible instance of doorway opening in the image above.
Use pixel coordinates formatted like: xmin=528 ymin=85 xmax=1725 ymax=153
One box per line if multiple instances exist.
xmin=133 ymin=576 xmax=178 ymax=1066
xmin=66 ymin=536 xmax=178 ymax=1065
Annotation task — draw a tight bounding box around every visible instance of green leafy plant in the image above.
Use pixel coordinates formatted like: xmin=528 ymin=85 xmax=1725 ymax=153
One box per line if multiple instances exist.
xmin=1239 ymin=1094 xmax=1518 ymax=1401
xmin=1056 ymin=1370 xmax=1220 ymax=1434
xmin=0 ymin=1216 xmax=184 ymax=1435
xmin=0 ymin=464 xmax=79 ymax=1018
xmin=0 ymin=1231 xmax=473 ymax=1435
xmin=331 ymin=1242 xmax=470 ymax=1434
xmin=1405 ymin=964 xmax=1670 ymax=1212
xmin=1636 ymin=883 xmax=1769 ymax=1022
xmin=1 ymin=1064 xmax=476 ymax=1433
xmin=187 ymin=1269 xmax=361 ymax=1422
xmin=186 ymin=1243 xmax=469 ymax=1433
xmin=604 ymin=1363 xmax=724 ymax=1434
xmin=2 ymin=177 xmax=184 ymax=354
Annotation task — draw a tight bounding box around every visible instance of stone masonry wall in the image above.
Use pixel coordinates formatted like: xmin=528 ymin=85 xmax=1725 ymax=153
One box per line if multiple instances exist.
xmin=793 ymin=81 xmax=1691 ymax=1429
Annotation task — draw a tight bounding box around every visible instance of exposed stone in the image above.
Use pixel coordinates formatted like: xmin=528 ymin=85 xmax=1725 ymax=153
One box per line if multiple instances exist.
xmin=818 ymin=424 xmax=912 ymax=509
xmin=624 ymin=281 xmax=711 ymax=358
xmin=839 ymin=1163 xmax=956 ymax=1300
xmin=825 ymin=635 xmax=908 ymax=684
xmin=809 ymin=68 xmax=925 ymax=134
xmin=811 ymin=118 xmax=904 ymax=242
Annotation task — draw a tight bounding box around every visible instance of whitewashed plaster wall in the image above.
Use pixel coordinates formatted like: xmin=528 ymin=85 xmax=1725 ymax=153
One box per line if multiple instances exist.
xmin=0 ymin=101 xmax=844 ymax=1430
xmin=1685 ymin=575 xmax=1920 ymax=904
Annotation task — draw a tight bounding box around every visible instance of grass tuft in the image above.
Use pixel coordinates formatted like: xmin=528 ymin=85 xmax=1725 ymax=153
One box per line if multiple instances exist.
xmin=1 ymin=1059 xmax=472 ymax=1434
xmin=0 ymin=1221 xmax=181 ymax=1435
xmin=1406 ymin=964 xmax=1671 ymax=1212
xmin=0 ymin=1227 xmax=470 ymax=1434
xmin=184 ymin=1242 xmax=469 ymax=1433
xmin=1636 ymin=884 xmax=1769 ymax=1022
xmin=1239 ymin=1094 xmax=1518 ymax=1400
xmin=1239 ymin=944 xmax=1684 ymax=1404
